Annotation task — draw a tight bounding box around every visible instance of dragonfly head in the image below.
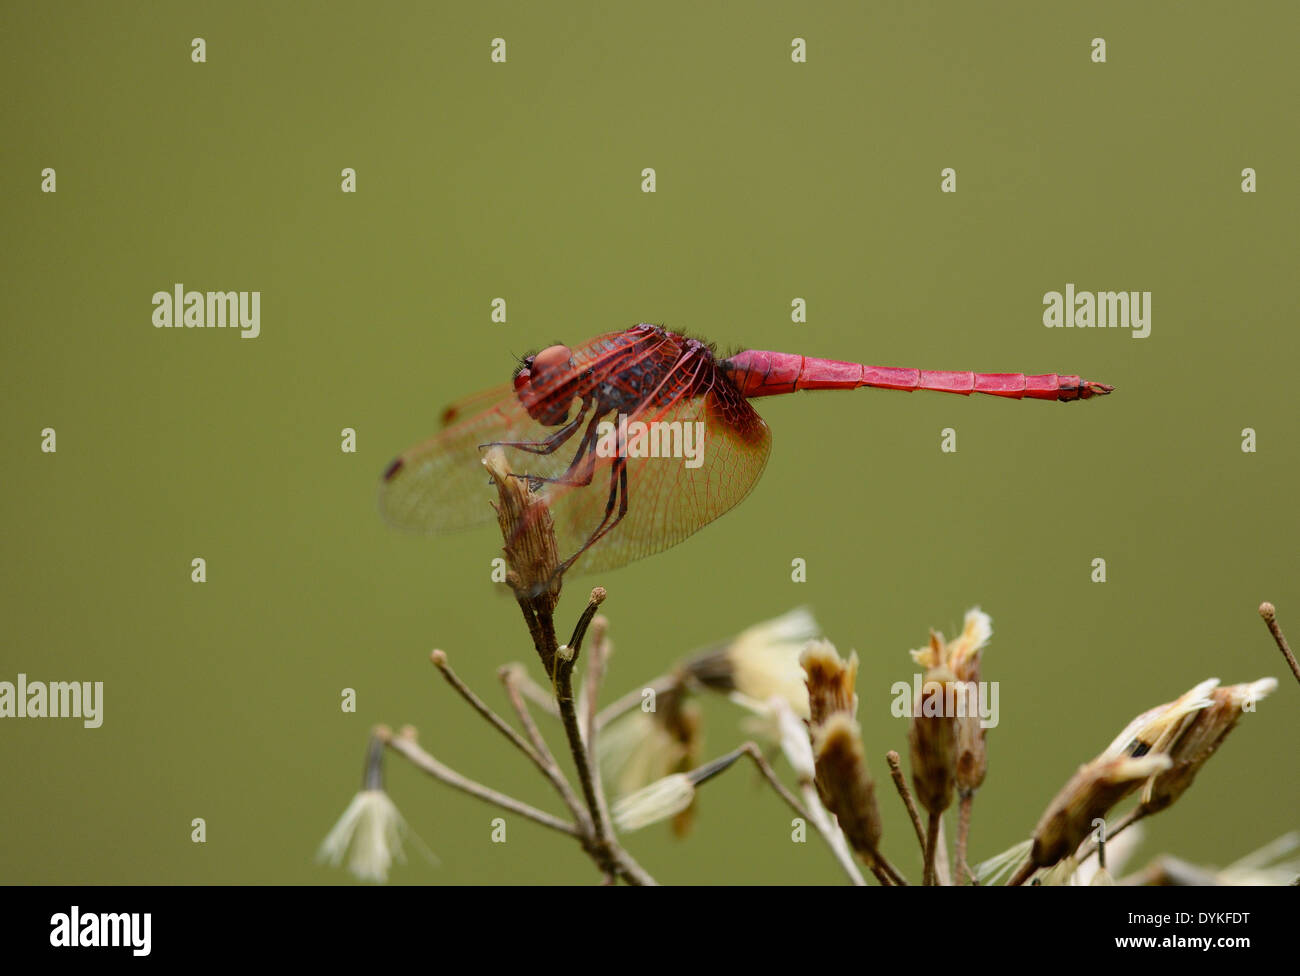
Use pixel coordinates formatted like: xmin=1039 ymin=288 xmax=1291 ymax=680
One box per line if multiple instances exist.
xmin=514 ymin=344 xmax=575 ymax=425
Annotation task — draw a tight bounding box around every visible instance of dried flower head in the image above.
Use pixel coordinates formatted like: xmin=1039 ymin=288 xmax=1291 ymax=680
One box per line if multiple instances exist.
xmin=687 ymin=607 xmax=820 ymax=718
xmin=317 ymin=732 xmax=432 ymax=883
xmin=1138 ymin=677 xmax=1278 ymax=814
xmin=483 ymin=447 xmax=560 ymax=605
xmin=904 ymin=609 xmax=993 ymax=816
xmin=811 ymin=713 xmax=883 ymax=863
xmin=317 ymin=789 xmax=414 ymax=883
xmin=612 ymin=749 xmax=745 ymax=833
xmin=908 ymin=667 xmax=960 ymax=816
xmin=909 ymin=608 xmax=992 ymax=683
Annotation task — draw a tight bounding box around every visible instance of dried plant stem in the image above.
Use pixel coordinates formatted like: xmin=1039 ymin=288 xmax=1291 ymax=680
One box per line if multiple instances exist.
xmin=506 ymin=666 xmax=562 ymax=719
xmin=517 ymin=594 xmax=562 ymax=678
xmin=887 ymin=750 xmax=928 ymax=856
xmin=555 ymin=590 xmax=614 ymax=849
xmin=487 ymin=451 xmax=654 ymax=885
xmin=1259 ymin=602 xmax=1300 ymax=688
xmin=956 ymin=791 xmax=975 ymax=885
xmin=923 ymin=812 xmax=942 ymax=886
xmin=380 ymin=728 xmax=578 ymax=837
xmin=535 ymin=587 xmax=656 ymax=885
xmin=498 ymin=664 xmax=591 ymax=830
xmin=556 ymin=671 xmax=607 ymax=838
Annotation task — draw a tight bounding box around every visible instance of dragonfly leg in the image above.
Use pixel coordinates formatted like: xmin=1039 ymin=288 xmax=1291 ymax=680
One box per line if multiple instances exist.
xmin=480 ymin=398 xmax=592 ymax=456
xmin=554 ymin=456 xmax=629 ymax=578
xmin=511 ymin=407 xmax=609 ymax=489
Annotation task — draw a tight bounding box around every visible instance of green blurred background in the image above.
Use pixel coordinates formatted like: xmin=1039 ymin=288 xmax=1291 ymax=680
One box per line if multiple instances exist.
xmin=2 ymin=1 xmax=1296 ymax=885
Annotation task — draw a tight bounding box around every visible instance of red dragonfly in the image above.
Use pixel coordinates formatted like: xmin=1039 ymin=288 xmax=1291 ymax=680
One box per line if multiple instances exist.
xmin=380 ymin=324 xmax=1112 ymax=577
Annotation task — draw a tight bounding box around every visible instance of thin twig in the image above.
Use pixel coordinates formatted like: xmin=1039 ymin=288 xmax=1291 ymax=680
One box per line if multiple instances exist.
xmin=498 ymin=666 xmax=557 ymax=758
xmin=380 ymin=728 xmax=578 ymax=837
xmin=740 ymin=742 xmax=811 ymax=819
xmin=430 ymin=650 xmax=547 ymax=771
xmin=1260 ymin=602 xmax=1300 ymax=688
xmin=555 ymin=589 xmax=617 ymax=856
xmin=498 ymin=664 xmax=590 ymax=830
xmin=557 ymin=660 xmax=607 ymax=843
xmin=566 ymin=588 xmax=606 ymax=658
xmin=502 ymin=665 xmax=561 ymax=719
xmin=887 ymin=750 xmax=927 ymax=855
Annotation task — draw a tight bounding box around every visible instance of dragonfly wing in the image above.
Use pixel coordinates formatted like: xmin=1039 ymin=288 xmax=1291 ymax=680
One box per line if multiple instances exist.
xmin=379 ymin=382 xmax=538 ymax=534
xmin=542 ymin=372 xmax=772 ymax=574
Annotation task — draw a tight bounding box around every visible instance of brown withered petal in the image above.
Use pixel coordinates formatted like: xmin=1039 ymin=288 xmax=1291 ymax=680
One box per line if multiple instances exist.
xmin=1030 ymin=755 xmax=1171 ymax=869
xmin=801 ymin=640 xmax=859 ymax=727
xmin=909 ymin=669 xmax=959 ymax=816
xmin=811 ymin=713 xmax=882 ymax=860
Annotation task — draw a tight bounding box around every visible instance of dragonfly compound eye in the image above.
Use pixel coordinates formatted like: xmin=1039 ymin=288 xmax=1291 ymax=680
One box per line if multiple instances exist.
xmin=530 ymin=344 xmax=573 ymax=383
xmin=515 ymin=344 xmax=575 ymax=425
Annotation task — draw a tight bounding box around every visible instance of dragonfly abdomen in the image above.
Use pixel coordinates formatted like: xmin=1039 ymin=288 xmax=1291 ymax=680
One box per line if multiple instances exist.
xmin=722 ymin=350 xmax=1113 ymax=402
